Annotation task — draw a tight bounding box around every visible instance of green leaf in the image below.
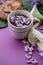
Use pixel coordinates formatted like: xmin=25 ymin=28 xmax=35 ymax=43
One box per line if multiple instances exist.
xmin=20 ymin=0 xmax=33 ymax=11
xmin=0 ymin=19 xmax=8 ymax=29
xmin=37 ymin=3 xmax=43 ymax=15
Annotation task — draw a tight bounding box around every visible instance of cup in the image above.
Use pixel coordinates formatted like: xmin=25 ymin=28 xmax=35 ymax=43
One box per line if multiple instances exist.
xmin=8 ymin=10 xmax=40 ymax=39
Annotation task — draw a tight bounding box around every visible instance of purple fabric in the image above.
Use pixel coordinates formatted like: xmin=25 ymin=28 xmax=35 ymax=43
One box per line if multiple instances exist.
xmin=0 ymin=25 xmax=43 ymax=65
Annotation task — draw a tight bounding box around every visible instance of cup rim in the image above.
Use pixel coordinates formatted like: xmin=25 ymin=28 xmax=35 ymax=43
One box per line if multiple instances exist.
xmin=8 ymin=10 xmax=33 ymax=29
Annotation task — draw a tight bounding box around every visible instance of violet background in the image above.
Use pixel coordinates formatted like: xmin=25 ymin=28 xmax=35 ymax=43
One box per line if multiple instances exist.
xmin=0 ymin=25 xmax=43 ymax=65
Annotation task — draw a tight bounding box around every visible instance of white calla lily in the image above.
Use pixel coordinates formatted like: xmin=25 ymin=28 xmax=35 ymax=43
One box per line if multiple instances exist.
xmin=28 ymin=28 xmax=43 ymax=51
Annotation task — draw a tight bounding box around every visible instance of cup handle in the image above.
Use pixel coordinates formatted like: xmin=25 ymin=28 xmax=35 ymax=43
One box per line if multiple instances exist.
xmin=33 ymin=17 xmax=40 ymax=28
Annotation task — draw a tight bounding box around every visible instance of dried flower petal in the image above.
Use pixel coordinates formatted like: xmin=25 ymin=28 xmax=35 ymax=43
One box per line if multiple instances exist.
xmin=25 ymin=53 xmax=31 ymax=59
xmin=31 ymin=59 xmax=38 ymax=64
xmin=28 ymin=52 xmax=33 ymax=55
xmin=17 ymin=23 xmax=23 ymax=27
xmin=27 ymin=60 xmax=32 ymax=64
xmin=27 ymin=58 xmax=34 ymax=64
xmin=24 ymin=45 xmax=29 ymax=52
xmin=29 ymin=47 xmax=34 ymax=52
xmin=39 ymin=52 xmax=43 ymax=57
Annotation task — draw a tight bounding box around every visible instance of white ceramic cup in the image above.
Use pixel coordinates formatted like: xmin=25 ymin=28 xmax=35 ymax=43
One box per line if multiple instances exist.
xmin=8 ymin=10 xmax=40 ymax=39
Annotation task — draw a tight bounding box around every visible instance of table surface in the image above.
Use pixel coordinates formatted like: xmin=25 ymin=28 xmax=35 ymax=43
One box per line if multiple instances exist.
xmin=0 ymin=25 xmax=43 ymax=65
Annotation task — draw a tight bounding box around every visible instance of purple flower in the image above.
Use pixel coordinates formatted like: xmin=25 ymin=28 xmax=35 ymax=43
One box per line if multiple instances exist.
xmin=30 ymin=0 xmax=40 ymax=5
